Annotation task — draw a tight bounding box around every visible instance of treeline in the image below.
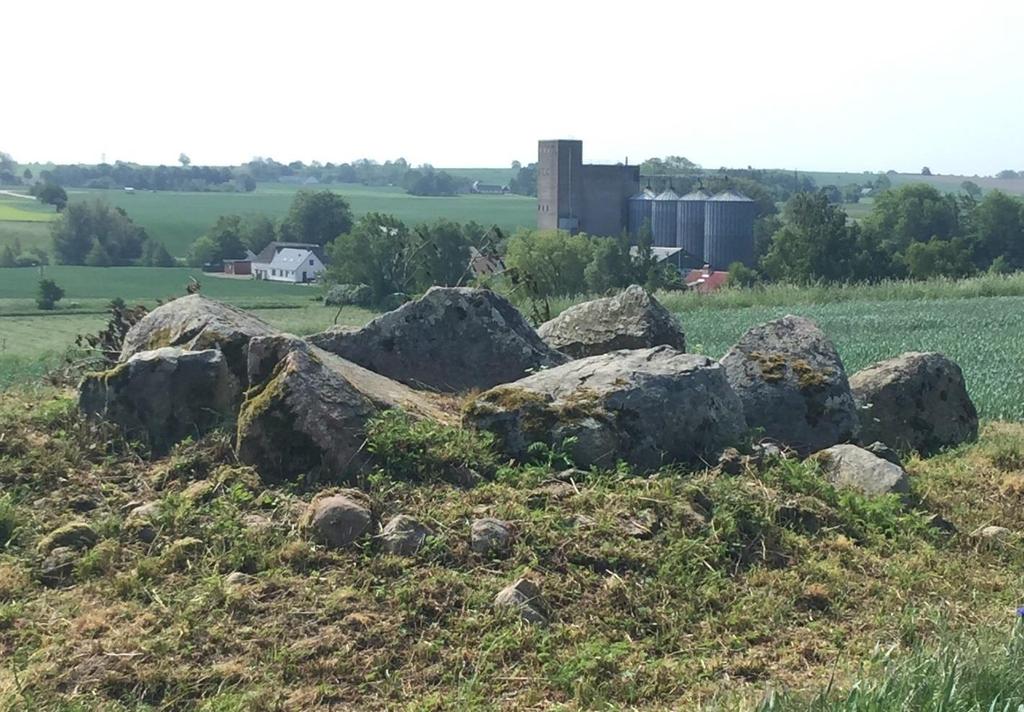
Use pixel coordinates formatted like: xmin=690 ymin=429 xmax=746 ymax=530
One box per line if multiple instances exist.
xmin=30 ymin=163 xmax=245 ymax=193
xmin=50 ymin=201 xmax=176 ymax=267
xmin=245 ymin=157 xmax=472 ymax=196
xmin=753 ymin=184 xmax=1024 ymax=283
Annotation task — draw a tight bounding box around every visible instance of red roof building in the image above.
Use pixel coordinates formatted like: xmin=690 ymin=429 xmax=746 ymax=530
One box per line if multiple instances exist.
xmin=684 ymin=267 xmax=730 ymax=293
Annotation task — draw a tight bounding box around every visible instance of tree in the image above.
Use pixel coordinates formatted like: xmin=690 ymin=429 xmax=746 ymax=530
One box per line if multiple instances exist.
xmin=921 ymin=167 xmax=932 ymax=176
xmin=842 ymin=184 xmax=863 ymax=204
xmin=412 ymin=219 xmax=472 ymax=288
xmin=511 ymin=160 xmax=521 ymax=170
xmin=996 ymin=169 xmax=1019 ymax=179
xmin=0 ymin=152 xmax=14 ymax=173
xmin=864 ymin=183 xmax=959 ymax=256
xmin=968 ymin=190 xmax=1024 ymax=270
xmin=179 ymin=153 xmax=191 ymax=167
xmin=761 ymin=192 xmax=860 ymax=283
xmin=142 ymin=240 xmax=177 ymax=267
xmin=187 ymin=215 xmax=247 ymax=266
xmin=279 ymin=190 xmax=353 ymax=246
xmin=85 ymin=240 xmax=113 ymax=266
xmin=327 ymin=213 xmax=417 ymax=304
xmin=51 ymin=200 xmax=148 ymax=265
xmin=239 ymin=214 xmax=276 ymax=254
xmin=726 ymin=261 xmax=759 ymax=288
xmin=504 ymin=229 xmax=594 ymax=300
xmin=22 ymin=168 xmax=32 ymax=181
xmin=34 ymin=183 xmax=67 ymax=211
xmin=36 ymin=279 xmax=65 ymax=310
xmin=821 ymin=185 xmax=842 ymax=205
xmin=960 ymin=180 xmax=983 ymax=199
xmin=0 ymin=245 xmax=15 ymax=268
xmin=903 ymin=238 xmax=974 ymax=279
xmin=508 ymin=163 xmax=538 ymax=196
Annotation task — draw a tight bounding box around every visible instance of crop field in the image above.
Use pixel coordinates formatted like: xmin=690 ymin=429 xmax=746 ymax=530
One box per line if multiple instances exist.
xmin=0 ymin=183 xmax=537 ymax=259
xmin=805 ymin=170 xmax=1024 ymax=196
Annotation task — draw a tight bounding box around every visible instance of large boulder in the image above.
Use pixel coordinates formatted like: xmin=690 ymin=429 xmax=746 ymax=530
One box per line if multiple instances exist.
xmin=849 ymin=352 xmax=978 ymax=455
xmin=720 ymin=315 xmax=859 ymax=455
xmin=120 ymin=295 xmax=277 ymax=382
xmin=235 ymin=335 xmax=452 ymax=481
xmin=464 ymin=346 xmax=745 ymax=470
xmin=79 ymin=347 xmax=236 ymax=454
xmin=815 ymin=444 xmax=910 ymax=497
xmin=309 ymin=287 xmax=567 ymax=392
xmin=537 ymin=285 xmax=686 ymax=358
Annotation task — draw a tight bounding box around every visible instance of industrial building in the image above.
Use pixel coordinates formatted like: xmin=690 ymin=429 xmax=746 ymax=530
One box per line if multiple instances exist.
xmin=538 ymin=139 xmax=756 ymax=269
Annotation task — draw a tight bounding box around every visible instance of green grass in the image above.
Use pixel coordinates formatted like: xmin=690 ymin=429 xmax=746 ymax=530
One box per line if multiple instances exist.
xmin=0 ymin=388 xmax=1022 ymax=709
xmin=5 ymin=184 xmax=534 ymax=259
xmin=805 ymin=170 xmax=1024 ymax=197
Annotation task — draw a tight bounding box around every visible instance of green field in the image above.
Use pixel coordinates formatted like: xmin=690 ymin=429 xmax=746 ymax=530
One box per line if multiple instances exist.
xmin=0 ymin=183 xmax=537 ymax=259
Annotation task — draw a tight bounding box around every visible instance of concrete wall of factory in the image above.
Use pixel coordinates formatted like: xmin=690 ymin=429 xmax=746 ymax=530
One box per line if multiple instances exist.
xmin=537 ymin=140 xmax=637 ymax=236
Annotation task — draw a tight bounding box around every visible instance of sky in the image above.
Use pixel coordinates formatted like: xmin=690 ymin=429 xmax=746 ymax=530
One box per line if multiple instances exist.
xmin=4 ymin=0 xmax=1023 ymax=176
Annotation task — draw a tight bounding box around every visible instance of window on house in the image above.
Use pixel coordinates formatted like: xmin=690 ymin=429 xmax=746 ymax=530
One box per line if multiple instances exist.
xmin=309 ymin=259 xmax=314 ymax=265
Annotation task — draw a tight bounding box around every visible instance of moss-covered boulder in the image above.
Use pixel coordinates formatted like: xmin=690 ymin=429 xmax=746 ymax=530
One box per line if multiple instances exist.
xmin=309 ymin=287 xmax=567 ymax=393
xmin=236 ymin=335 xmax=453 ymax=482
xmin=463 ymin=346 xmax=745 ymax=470
xmin=720 ymin=315 xmax=859 ymax=455
xmin=79 ymin=347 xmax=236 ymax=454
xmin=120 ymin=294 xmax=277 ymax=383
xmin=850 ymin=352 xmax=978 ymax=455
xmin=537 ymin=285 xmax=686 ymax=358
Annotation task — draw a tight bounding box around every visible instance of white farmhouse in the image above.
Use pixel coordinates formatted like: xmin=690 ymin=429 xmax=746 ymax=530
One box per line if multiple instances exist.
xmin=251 ymin=242 xmax=328 ymax=283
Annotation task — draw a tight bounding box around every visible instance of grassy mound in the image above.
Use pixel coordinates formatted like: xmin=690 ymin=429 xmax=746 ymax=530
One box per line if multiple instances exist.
xmin=1 ymin=387 xmax=1022 ymax=710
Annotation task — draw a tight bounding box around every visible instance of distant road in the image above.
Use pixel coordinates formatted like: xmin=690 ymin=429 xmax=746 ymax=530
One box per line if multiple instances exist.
xmin=0 ymin=190 xmax=32 ymax=200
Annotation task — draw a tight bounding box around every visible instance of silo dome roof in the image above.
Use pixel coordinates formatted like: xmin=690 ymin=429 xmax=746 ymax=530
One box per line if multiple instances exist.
xmin=654 ymin=188 xmax=680 ymax=201
xmin=708 ymin=189 xmax=753 ymax=202
xmin=680 ymin=190 xmax=711 ymax=201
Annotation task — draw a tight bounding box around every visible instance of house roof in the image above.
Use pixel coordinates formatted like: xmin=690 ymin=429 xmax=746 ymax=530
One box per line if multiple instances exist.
xmin=684 ymin=269 xmax=730 ymax=293
xmin=253 ymin=241 xmax=328 ymax=265
xmin=269 ymin=247 xmax=320 ymax=271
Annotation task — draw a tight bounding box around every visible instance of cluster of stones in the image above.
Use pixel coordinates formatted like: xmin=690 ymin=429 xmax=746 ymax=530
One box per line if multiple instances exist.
xmin=74 ymin=285 xmax=992 ymax=617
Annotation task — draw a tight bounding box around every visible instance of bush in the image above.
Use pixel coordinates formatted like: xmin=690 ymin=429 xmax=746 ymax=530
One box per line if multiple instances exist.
xmin=323 ymin=283 xmax=372 ymax=307
xmin=36 ymin=278 xmax=65 ymax=310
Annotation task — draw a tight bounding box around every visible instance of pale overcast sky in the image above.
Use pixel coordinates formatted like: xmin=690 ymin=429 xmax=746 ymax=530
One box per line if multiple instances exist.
xmin=4 ymin=0 xmax=1022 ymax=175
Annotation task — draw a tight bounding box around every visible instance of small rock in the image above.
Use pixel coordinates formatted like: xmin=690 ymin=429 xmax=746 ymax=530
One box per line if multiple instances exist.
xmin=618 ymin=509 xmax=659 ymax=538
xmin=38 ymin=546 xmax=78 ymax=587
xmin=717 ymin=447 xmax=746 ymax=475
xmin=864 ymin=441 xmax=903 ymax=468
xmin=182 ymin=480 xmax=216 ymax=504
xmin=224 ymin=571 xmax=252 ymax=590
xmin=380 ymin=515 xmax=431 ymax=556
xmin=126 ymin=501 xmax=160 ymax=543
xmin=493 ymin=578 xmax=548 ymax=625
xmin=68 ymin=495 xmax=100 ymax=512
xmin=36 ymin=521 xmax=98 ymax=554
xmin=925 ymin=513 xmax=957 ymax=535
xmin=163 ymin=537 xmax=204 ymax=569
xmin=306 ymin=494 xmax=372 ymax=549
xmin=572 ymin=514 xmax=597 ymax=529
xmin=241 ymin=513 xmax=274 ymax=532
xmin=973 ymin=525 xmax=1013 ymax=548
xmin=816 ymin=444 xmax=910 ymax=497
xmin=128 ymin=501 xmax=161 ymax=521
xmin=471 ymin=518 xmax=512 ymax=557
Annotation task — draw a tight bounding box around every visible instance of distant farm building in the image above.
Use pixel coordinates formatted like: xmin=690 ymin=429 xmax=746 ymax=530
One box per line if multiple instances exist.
xmin=471 ymin=181 xmax=509 ymax=195
xmin=468 ymin=246 xmax=505 ymax=278
xmin=684 ymin=266 xmax=730 ymax=293
xmin=539 ymin=139 xmax=757 ymax=269
xmin=252 ymin=242 xmax=328 ymax=283
xmin=223 ymin=259 xmax=251 ymax=276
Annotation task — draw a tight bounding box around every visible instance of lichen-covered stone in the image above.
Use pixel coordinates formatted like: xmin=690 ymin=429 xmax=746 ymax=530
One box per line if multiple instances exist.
xmin=120 ymin=294 xmax=277 ymax=382
xmin=537 ymin=285 xmax=686 ymax=358
xmin=850 ymin=352 xmax=978 ymax=455
xmin=236 ymin=335 xmax=452 ymax=482
xmin=79 ymin=347 xmax=237 ymax=455
xmin=816 ymin=444 xmax=910 ymax=497
xmin=464 ymin=346 xmax=745 ymax=470
xmin=720 ymin=315 xmax=859 ymax=455
xmin=37 ymin=521 xmax=98 ymax=554
xmin=470 ymin=517 xmax=512 ymax=557
xmin=309 ymin=287 xmax=567 ymax=392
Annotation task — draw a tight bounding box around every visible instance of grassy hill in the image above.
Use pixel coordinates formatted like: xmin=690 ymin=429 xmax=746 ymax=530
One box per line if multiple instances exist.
xmin=0 ymin=383 xmax=1021 ymax=709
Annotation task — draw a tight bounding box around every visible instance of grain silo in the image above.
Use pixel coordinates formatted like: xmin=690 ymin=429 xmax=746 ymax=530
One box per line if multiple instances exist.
xmin=627 ymin=189 xmax=655 ymax=240
xmin=703 ymin=190 xmax=756 ymax=269
xmin=676 ymin=189 xmax=710 ymax=261
xmin=651 ymin=188 xmax=680 ymax=247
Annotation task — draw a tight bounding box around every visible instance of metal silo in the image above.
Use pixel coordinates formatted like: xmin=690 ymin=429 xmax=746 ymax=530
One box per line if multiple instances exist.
xmin=676 ymin=189 xmax=709 ymax=261
xmin=651 ymin=188 xmax=680 ymax=247
xmin=703 ymin=190 xmax=756 ymax=269
xmin=627 ymin=189 xmax=655 ymax=240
